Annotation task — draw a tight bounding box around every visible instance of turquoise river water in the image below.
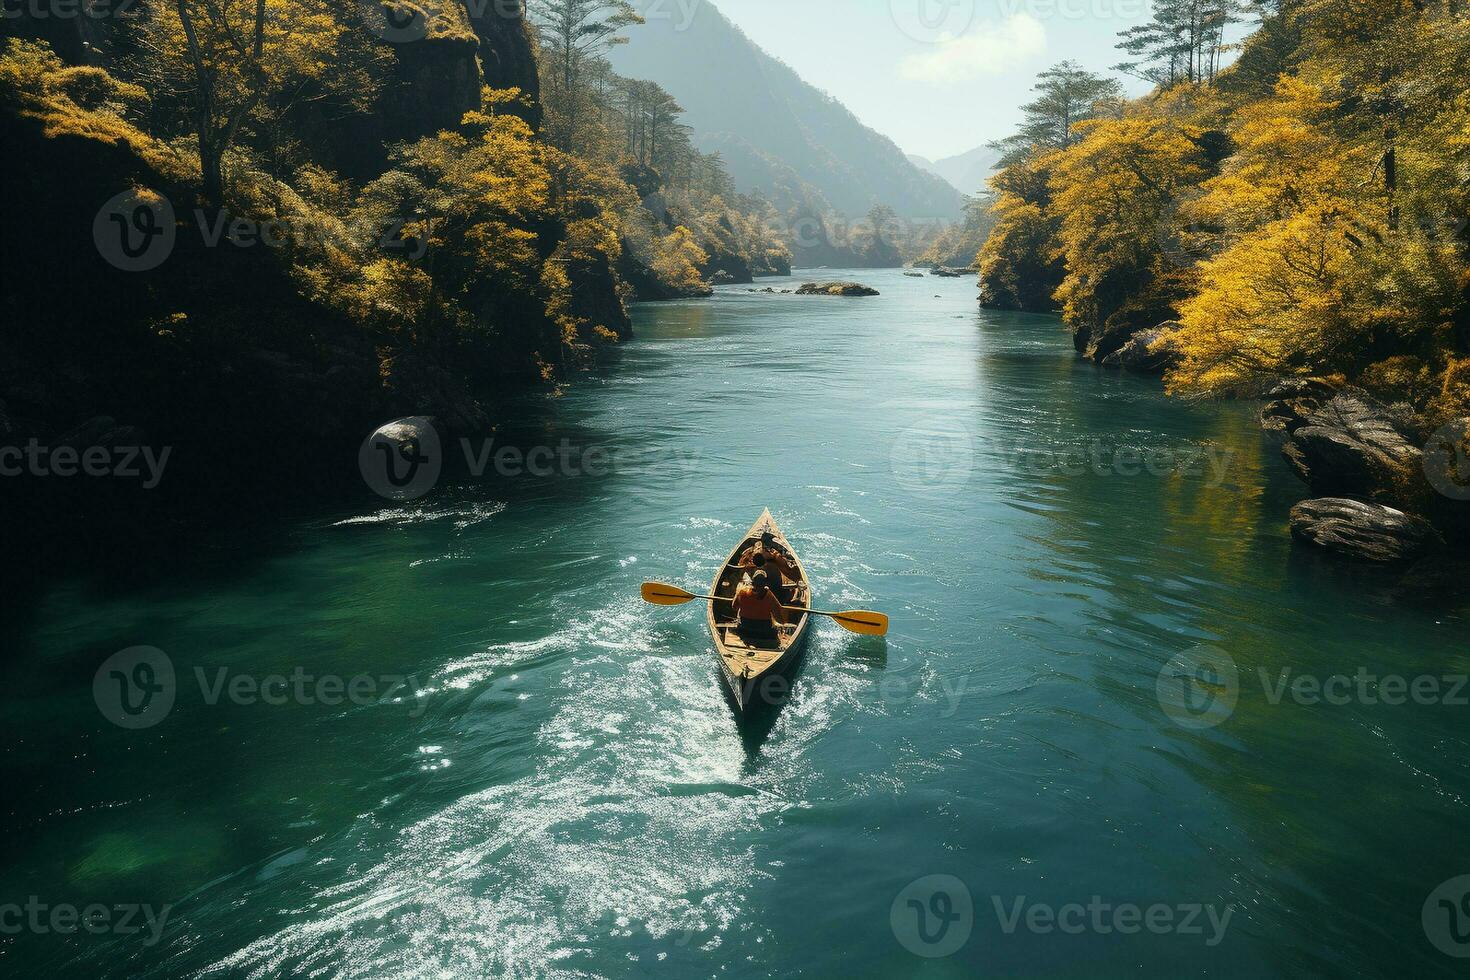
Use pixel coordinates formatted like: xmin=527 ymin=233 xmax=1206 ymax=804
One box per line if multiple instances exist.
xmin=4 ymin=268 xmax=1468 ymax=978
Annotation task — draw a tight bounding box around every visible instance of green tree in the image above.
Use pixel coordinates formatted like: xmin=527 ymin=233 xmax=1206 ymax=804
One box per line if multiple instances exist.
xmin=1115 ymin=0 xmax=1245 ymax=87
xmin=529 ymin=0 xmax=643 ymax=152
xmin=991 ymin=61 xmax=1122 ymax=166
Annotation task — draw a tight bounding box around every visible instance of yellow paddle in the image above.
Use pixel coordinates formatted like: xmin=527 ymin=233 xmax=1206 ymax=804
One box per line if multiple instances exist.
xmin=640 ymin=582 xmax=890 ymax=637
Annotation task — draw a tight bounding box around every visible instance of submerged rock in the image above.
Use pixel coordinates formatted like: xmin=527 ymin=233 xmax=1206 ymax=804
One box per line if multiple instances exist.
xmin=903 ymin=271 xmax=925 ymax=278
xmin=796 ymin=281 xmax=879 ymax=297
xmin=1289 ymin=498 xmax=1443 ymax=562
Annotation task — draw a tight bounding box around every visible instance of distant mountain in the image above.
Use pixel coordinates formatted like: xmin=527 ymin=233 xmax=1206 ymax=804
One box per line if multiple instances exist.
xmin=607 ymin=3 xmax=963 ymax=222
xmin=908 ymin=146 xmax=1003 ymax=197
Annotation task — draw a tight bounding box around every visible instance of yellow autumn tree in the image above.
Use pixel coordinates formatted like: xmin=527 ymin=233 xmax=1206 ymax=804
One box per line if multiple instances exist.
xmin=1167 ymin=8 xmax=1470 ymax=401
xmin=132 ymin=0 xmax=378 ymax=200
xmin=1171 ymin=207 xmax=1362 ymax=392
xmin=977 ymin=153 xmax=1064 ymax=310
xmin=651 ymin=225 xmax=709 ymax=292
xmin=1049 ymin=114 xmax=1209 ymax=351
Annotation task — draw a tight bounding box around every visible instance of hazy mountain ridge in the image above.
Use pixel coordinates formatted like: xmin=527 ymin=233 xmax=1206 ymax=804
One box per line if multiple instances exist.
xmin=608 ymin=3 xmax=963 ymax=221
xmin=908 ymin=146 xmax=1003 ymax=197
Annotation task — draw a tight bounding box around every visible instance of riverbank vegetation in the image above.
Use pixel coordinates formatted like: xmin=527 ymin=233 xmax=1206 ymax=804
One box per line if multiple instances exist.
xmin=977 ymin=0 xmax=1470 ymax=424
xmin=0 ymin=0 xmax=797 ymax=479
xmin=532 ymin=0 xmax=791 ymax=296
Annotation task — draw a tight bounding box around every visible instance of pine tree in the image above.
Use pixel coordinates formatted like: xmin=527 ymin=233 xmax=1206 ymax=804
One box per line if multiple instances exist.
xmin=1114 ymin=0 xmax=1246 ymax=86
xmin=990 ymin=61 xmax=1122 ymax=165
xmin=528 ymin=0 xmax=643 ymax=151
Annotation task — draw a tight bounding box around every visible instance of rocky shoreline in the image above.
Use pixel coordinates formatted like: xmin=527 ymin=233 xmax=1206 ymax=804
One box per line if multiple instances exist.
xmin=1065 ymin=311 xmax=1469 ymax=565
xmin=1262 ymin=380 xmax=1468 ymax=563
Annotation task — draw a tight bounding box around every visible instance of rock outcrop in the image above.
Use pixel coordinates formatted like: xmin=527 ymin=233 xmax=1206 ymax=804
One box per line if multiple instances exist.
xmin=796 ymin=281 xmax=880 ymax=297
xmin=1276 ymin=390 xmax=1424 ymax=503
xmin=1070 ymin=282 xmax=1183 ymax=365
xmin=930 ymin=267 xmax=969 ymax=278
xmin=614 ymin=247 xmax=713 ymax=300
xmin=465 ymin=1 xmax=543 ymax=131
xmin=1289 ymin=498 xmax=1443 ymax=562
xmin=1262 ymin=381 xmax=1470 ymax=562
xmin=1100 ymin=323 xmax=1182 ymax=374
xmin=1261 ymin=378 xmax=1341 ymax=434
xmin=372 ymin=3 xmax=486 ymax=147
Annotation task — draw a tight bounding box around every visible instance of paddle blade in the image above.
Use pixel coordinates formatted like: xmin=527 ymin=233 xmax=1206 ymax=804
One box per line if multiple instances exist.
xmin=641 ymin=582 xmax=697 ymax=606
xmin=829 ymin=610 xmax=890 ymax=636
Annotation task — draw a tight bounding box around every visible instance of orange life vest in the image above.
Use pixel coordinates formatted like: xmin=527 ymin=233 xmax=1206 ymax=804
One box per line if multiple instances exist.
xmin=734 ymin=586 xmax=782 ymax=622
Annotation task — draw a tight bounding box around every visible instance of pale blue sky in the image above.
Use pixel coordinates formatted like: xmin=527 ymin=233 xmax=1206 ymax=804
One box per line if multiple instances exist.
xmin=703 ymin=0 xmax=1162 ymax=159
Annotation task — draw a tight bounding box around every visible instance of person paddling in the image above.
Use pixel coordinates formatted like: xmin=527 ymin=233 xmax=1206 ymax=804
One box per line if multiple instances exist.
xmin=739 ymin=533 xmax=797 ymax=592
xmin=731 ymin=571 xmax=787 ymax=642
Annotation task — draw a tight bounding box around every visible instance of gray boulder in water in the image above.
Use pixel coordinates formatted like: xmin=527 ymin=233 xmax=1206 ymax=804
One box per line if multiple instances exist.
xmin=1100 ymin=323 xmax=1182 ymax=374
xmin=796 ymin=281 xmax=879 ymax=297
xmin=1289 ymin=498 xmax=1443 ymax=562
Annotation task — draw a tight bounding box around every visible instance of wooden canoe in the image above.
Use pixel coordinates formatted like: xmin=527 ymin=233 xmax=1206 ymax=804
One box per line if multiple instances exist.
xmin=708 ymin=509 xmax=813 ymax=710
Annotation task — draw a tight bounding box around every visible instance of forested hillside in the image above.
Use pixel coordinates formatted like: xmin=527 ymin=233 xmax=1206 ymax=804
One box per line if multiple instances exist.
xmin=975 ymin=0 xmax=1469 ymax=557
xmin=607 ymin=0 xmax=964 ymax=263
xmin=531 ymin=1 xmax=790 ymax=298
xmin=0 ymin=0 xmax=794 ymax=502
xmin=978 ymin=1 xmax=1468 ymax=419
